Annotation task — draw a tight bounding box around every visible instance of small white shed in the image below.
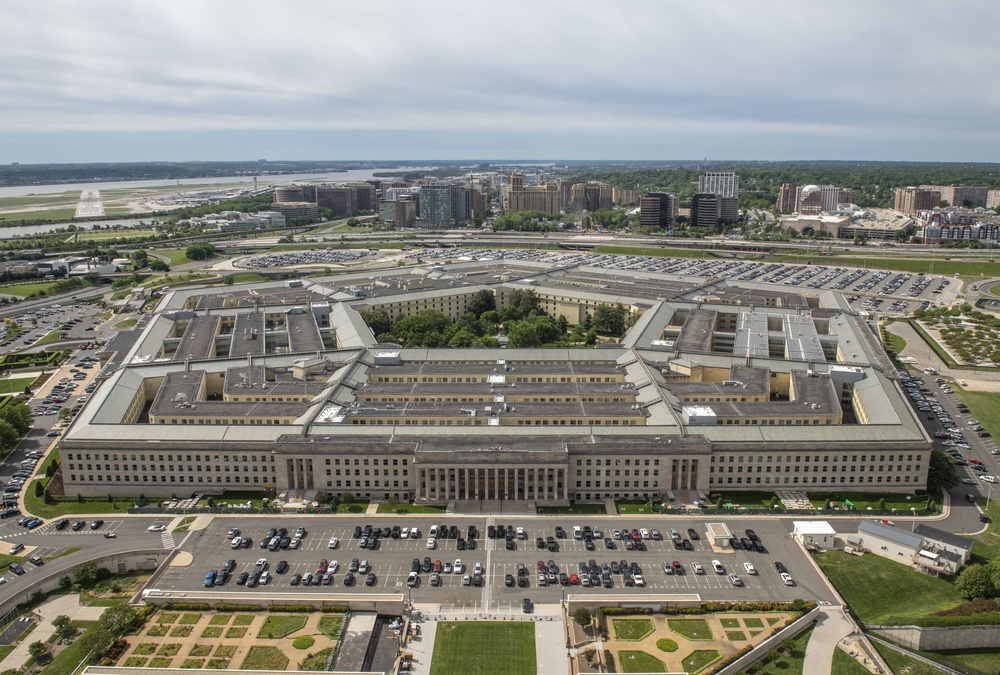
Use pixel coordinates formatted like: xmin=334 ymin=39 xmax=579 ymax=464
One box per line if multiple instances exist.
xmin=793 ymin=521 xmax=837 ymax=549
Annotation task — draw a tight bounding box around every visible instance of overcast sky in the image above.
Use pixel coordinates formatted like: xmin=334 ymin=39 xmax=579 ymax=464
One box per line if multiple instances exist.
xmin=2 ymin=1 xmax=999 ymax=164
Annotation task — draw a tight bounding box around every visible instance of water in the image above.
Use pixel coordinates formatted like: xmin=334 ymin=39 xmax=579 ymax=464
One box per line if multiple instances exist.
xmin=0 ymin=167 xmax=436 ymax=239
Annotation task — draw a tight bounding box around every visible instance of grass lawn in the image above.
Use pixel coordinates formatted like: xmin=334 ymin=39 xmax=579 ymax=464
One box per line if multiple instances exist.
xmin=920 ymin=647 xmax=1000 ymax=673
xmin=39 ymin=622 xmax=105 ymax=675
xmin=200 ymin=627 xmax=222 ymax=638
xmin=318 ymin=615 xmax=343 ymax=638
xmin=754 ymin=626 xmax=812 ymax=675
xmin=0 ymin=376 xmax=35 ymax=394
xmin=970 ymin=496 xmax=1000 ymax=563
xmin=258 ymin=614 xmax=307 ymax=639
xmin=617 ymin=650 xmax=665 ymax=673
xmin=178 ymin=613 xmax=201 ymax=624
xmin=709 ymin=491 xmax=777 ymax=508
xmin=214 ymin=645 xmax=236 ymax=658
xmin=744 ymin=617 xmax=765 ymax=628
xmin=719 ymin=618 xmax=741 ymax=628
xmin=612 ymin=619 xmax=654 ymax=641
xmin=134 ymin=644 xmax=157 ymax=655
xmin=227 ymin=273 xmax=268 ymax=283
xmin=680 ymin=649 xmax=722 ymax=674
xmin=113 ymin=319 xmax=137 ymax=329
xmin=807 ymin=492 xmax=922 ymax=512
xmin=36 ymin=329 xmax=64 ymax=346
xmin=377 ymin=502 xmax=446 ymax=514
xmin=616 ymin=500 xmax=660 ymax=515
xmin=726 ymin=631 xmax=747 ymax=641
xmin=157 ymin=249 xmax=194 ymax=266
xmin=23 ymin=483 xmax=131 ymax=518
xmin=882 ymin=330 xmax=907 ymax=356
xmin=240 ymin=646 xmax=289 ymax=671
xmin=591 ymin=245 xmax=711 ymax=259
xmin=954 ymin=390 xmax=1000 ymax=451
xmin=666 ymin=619 xmax=714 ymax=641
xmin=832 ymin=647 xmax=871 ymax=675
xmin=208 ymin=614 xmax=231 ymax=625
xmin=430 ymin=621 xmax=535 ymax=675
xmin=871 ymin=642 xmax=941 ymax=675
xmin=0 ymin=207 xmax=78 ymax=222
xmin=225 ymin=627 xmax=247 ymax=638
xmin=335 ymin=500 xmax=369 ymax=514
xmin=813 ymin=551 xmax=963 ymax=624
xmin=536 ymin=503 xmax=607 ymax=515
xmin=298 ymin=647 xmax=333 ymax=671
xmin=233 ymin=614 xmax=255 ymax=626
xmin=78 ymin=228 xmax=156 ymax=241
xmin=188 ymin=645 xmax=212 ymax=657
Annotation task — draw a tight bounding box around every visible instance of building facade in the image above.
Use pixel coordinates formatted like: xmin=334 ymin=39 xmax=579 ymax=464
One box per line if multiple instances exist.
xmin=639 ymin=192 xmax=678 ymax=229
xmin=895 ymin=187 xmax=941 ymax=214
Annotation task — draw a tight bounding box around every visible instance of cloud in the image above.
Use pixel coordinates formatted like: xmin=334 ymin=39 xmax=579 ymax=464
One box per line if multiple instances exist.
xmin=1 ymin=1 xmax=999 ymax=161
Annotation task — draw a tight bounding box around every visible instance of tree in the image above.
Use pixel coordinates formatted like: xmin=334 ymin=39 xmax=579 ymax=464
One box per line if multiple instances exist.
xmin=131 ymin=250 xmax=149 ymax=269
xmin=74 ymin=561 xmax=100 ymax=587
xmin=957 ymin=564 xmax=997 ymax=600
xmin=0 ymin=420 xmax=18 ymax=453
xmin=506 ymin=322 xmax=541 ymax=348
xmin=574 ymin=607 xmax=592 ymax=627
xmin=28 ymin=641 xmax=49 ymax=663
xmin=927 ymin=450 xmax=960 ymax=497
xmin=467 ymin=289 xmax=496 ymax=317
xmin=224 ymin=275 xmax=235 ymax=286
xmin=0 ymin=402 xmax=33 ymax=435
xmin=185 ymin=243 xmax=217 ymax=260
xmin=359 ymin=308 xmax=393 ymax=337
xmin=52 ymin=614 xmax=72 ymax=637
xmin=34 ymin=481 xmax=43 ymax=498
xmin=148 ymin=258 xmax=170 ymax=272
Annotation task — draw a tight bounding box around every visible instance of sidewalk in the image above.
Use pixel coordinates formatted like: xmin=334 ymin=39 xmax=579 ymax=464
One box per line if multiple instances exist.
xmin=0 ymin=595 xmax=108 ymax=672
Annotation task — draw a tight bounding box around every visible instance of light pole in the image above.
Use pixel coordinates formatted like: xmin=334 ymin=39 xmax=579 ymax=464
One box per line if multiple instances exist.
xmin=910 ymin=507 xmax=917 ymax=532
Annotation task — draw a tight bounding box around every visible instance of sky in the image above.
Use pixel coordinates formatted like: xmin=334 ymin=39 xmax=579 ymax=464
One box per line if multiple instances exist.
xmin=2 ymin=0 xmax=999 ymax=164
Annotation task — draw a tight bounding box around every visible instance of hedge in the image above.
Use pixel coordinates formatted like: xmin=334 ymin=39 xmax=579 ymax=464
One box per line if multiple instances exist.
xmin=267 ymin=605 xmax=315 ymax=613
xmin=157 ymin=603 xmax=210 ymax=612
xmin=320 ymin=605 xmax=350 ymax=613
xmin=214 ymin=604 xmax=262 ymax=612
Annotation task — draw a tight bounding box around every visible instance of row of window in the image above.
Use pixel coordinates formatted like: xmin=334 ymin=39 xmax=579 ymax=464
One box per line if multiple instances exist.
xmin=70 ymin=474 xmax=269 ymax=484
xmin=64 ymin=453 xmax=277 ymax=463
xmin=69 ymin=464 xmax=277 ymax=474
xmin=576 ymin=481 xmax=657 ymax=489
xmin=326 ymin=469 xmax=407 ymax=477
xmin=711 ymin=454 xmax=921 ymax=463
xmin=577 ymin=469 xmax=659 ymax=477
xmin=709 ymin=475 xmax=916 ymax=485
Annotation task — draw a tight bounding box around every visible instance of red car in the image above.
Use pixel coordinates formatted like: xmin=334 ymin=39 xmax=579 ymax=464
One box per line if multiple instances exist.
xmin=569 ymin=574 xmax=579 ymax=585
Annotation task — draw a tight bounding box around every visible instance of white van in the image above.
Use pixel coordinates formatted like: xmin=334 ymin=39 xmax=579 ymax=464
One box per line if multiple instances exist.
xmin=982 ymin=475 xmax=997 ymax=484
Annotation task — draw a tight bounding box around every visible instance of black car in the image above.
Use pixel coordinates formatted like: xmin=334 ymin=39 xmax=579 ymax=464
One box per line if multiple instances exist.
xmin=773 ymin=561 xmax=787 ymax=573
xmin=8 ymin=563 xmax=24 ymax=575
xmin=275 ymin=561 xmax=289 ymax=574
xmin=506 ymin=539 xmax=516 ymax=550
xmin=687 ymin=528 xmax=699 ymax=540
xmin=288 ymin=574 xmax=300 ymax=586
xmin=54 ymin=519 xmax=69 ymax=531
xmin=344 ymin=572 xmax=355 ymax=586
xmin=422 ymin=557 xmax=432 ymax=573
xmin=522 ymin=598 xmax=533 ymax=613
xmin=555 ymin=526 xmax=565 ymax=538
xmin=740 ymin=538 xmax=753 ymax=550
xmin=236 ymin=572 xmax=250 ymax=585
xmin=730 ymin=538 xmax=742 ymax=550
xmin=71 ymin=520 xmax=86 ymax=531
xmin=353 ymin=526 xmax=362 ymax=538
xmin=980 ymin=431 xmax=992 ymax=437
xmin=456 ymin=539 xmax=466 ymax=551
xmin=410 ymin=558 xmax=420 ymax=573
xmin=505 ymin=574 xmax=515 ymax=587
xmin=487 ymin=525 xmax=496 ymax=538
xmin=365 ymin=573 xmax=377 ymax=586
xmin=745 ymin=529 xmax=759 ymax=541
xmin=682 ymin=540 xmax=693 ymax=551
xmin=536 ymin=537 xmax=546 ymax=549
xmin=468 ymin=525 xmax=477 ymax=539
xmin=223 ymin=559 xmax=236 ymax=573
xmin=467 ymin=538 xmax=477 ymax=551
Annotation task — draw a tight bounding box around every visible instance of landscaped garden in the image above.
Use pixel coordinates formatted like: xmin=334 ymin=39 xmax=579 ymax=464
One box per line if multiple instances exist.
xmin=116 ymin=609 xmax=345 ymax=671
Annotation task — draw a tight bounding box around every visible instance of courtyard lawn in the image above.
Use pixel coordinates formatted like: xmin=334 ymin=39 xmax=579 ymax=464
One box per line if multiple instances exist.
xmin=612 ymin=619 xmax=654 ymax=641
xmin=807 ymin=492 xmax=922 ymax=512
xmin=258 ymin=615 xmax=307 ymax=639
xmin=617 ymin=650 xmax=666 ymax=673
xmin=666 ymin=619 xmax=714 ymax=641
xmin=680 ymin=649 xmax=722 ymax=674
xmin=813 ymin=551 xmax=963 ymax=624
xmin=616 ymin=500 xmax=660 ymax=515
xmin=240 ymin=646 xmax=289 ymax=671
xmin=871 ymin=643 xmax=942 ymax=675
xmin=754 ymin=627 xmax=813 ymax=675
xmin=430 ymin=621 xmax=535 ymax=675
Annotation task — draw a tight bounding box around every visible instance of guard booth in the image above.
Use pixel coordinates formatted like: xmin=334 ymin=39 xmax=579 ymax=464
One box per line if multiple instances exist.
xmin=705 ymin=523 xmax=732 ymax=547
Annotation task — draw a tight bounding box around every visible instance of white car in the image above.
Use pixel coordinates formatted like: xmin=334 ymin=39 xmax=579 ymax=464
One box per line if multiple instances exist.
xmin=692 ymin=562 xmax=705 ymax=575
xmin=743 ymin=562 xmax=757 ymax=575
xmin=147 ymin=524 xmax=166 ymax=532
xmin=255 ymin=558 xmax=268 ymax=569
xmin=328 ymin=560 xmax=339 ymax=573
xmin=473 ymin=562 xmax=483 ymax=575
xmin=426 ymin=538 xmax=436 ymax=549
xmin=259 ymin=571 xmax=271 ymax=585
xmin=633 ymin=573 xmax=645 ymax=587
xmin=454 ymin=558 xmax=463 ymax=573
xmin=780 ymin=572 xmax=795 ymax=586
xmin=401 ymin=527 xmax=410 ymax=539
xmin=640 ymin=528 xmax=650 ymax=540
xmin=0 ymin=576 xmax=6 ymax=585
xmin=328 ymin=537 xmax=339 ymax=549
xmin=711 ymin=560 xmax=724 ymax=574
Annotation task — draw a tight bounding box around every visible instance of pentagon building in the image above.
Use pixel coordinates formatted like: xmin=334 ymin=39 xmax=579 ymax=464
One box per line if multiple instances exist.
xmin=60 ymin=258 xmax=931 ymax=504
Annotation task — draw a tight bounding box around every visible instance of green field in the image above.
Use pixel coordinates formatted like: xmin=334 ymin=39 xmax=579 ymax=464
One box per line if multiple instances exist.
xmin=591 ymin=245 xmax=711 ymax=259
xmin=0 ymin=376 xmax=35 ymax=394
xmin=871 ymin=642 xmax=942 ymax=675
xmin=430 ymin=622 xmax=535 ymax=675
xmin=536 ymin=503 xmax=607 ymax=515
xmin=617 ymin=650 xmax=666 ymax=673
xmin=228 ymin=273 xmax=268 ymax=284
xmin=76 ymin=228 xmax=156 ymax=241
xmin=376 ymin=502 xmax=445 ymax=514
xmin=0 ymin=278 xmax=90 ymax=298
xmin=156 ymin=249 xmax=195 ymax=266
xmin=0 ymin=207 xmax=78 ymax=222
xmin=954 ymin=390 xmax=1000 ymax=451
xmin=813 ymin=551 xmax=963 ymax=624
xmin=35 ymin=329 xmax=63 ymax=346
xmin=0 ymin=192 xmax=78 ymax=209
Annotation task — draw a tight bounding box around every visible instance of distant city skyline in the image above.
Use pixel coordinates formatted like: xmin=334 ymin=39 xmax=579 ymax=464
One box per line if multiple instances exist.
xmin=3 ymin=1 xmax=1000 ymax=164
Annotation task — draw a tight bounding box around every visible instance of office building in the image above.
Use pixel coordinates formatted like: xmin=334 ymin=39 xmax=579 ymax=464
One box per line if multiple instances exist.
xmin=922 ymin=185 xmax=989 ymax=209
xmin=316 ymin=186 xmax=358 ymax=218
xmin=778 ymin=183 xmax=797 ymax=213
xmin=698 ymin=172 xmax=739 ymax=198
xmin=639 ymin=192 xmax=678 ymax=229
xmin=504 ymin=172 xmax=561 ymax=216
xmin=894 ymin=187 xmax=941 ymax=214
xmin=570 ymin=182 xmax=613 ymax=213
xmin=60 ymin=256 xmax=930 ymax=504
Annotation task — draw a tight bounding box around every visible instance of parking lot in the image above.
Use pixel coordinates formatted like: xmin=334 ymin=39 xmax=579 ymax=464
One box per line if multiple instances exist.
xmin=154 ymin=516 xmax=838 ymax=609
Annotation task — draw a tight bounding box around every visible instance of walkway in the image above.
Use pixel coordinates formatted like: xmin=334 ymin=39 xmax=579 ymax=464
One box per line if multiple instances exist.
xmin=0 ymin=594 xmax=107 ymax=672
xmin=802 ymin=606 xmax=856 ymax=675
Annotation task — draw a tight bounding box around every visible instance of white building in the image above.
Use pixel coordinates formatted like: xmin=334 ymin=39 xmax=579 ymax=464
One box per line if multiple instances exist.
xmin=793 ymin=521 xmax=837 ymax=549
xmin=855 ymin=520 xmax=970 ymax=576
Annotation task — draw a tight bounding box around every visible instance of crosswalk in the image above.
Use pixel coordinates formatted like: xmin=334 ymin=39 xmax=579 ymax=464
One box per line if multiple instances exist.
xmin=161 ymin=533 xmax=176 ymax=548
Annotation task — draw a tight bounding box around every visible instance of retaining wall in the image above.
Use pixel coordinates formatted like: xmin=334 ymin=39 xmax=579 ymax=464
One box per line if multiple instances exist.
xmin=869 ymin=623 xmax=1000 ymax=650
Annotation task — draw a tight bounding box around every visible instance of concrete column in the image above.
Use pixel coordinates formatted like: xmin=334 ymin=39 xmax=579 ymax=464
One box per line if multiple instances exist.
xmin=538 ymin=468 xmax=546 ymax=501
xmin=530 ymin=468 xmax=537 ymax=498
xmin=416 ymin=469 xmax=424 ymax=500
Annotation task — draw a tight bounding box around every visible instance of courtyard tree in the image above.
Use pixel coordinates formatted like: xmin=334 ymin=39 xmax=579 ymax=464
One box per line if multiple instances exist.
xmin=574 ymin=608 xmax=592 ymax=627
xmin=957 ymin=564 xmax=997 ymax=600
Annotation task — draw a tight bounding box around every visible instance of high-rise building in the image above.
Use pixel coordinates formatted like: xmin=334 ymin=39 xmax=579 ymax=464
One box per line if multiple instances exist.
xmin=895 ymin=187 xmax=941 ymax=214
xmin=838 ymin=188 xmax=855 ymax=206
xmin=988 ymin=190 xmax=1000 ymax=209
xmin=797 ymin=186 xmax=825 ymax=215
xmin=504 ymin=171 xmax=561 ymax=215
xmin=922 ymin=184 xmax=990 ymax=208
xmin=316 ymin=186 xmax=358 ymax=218
xmin=690 ymin=193 xmax=720 ymax=229
xmin=778 ymin=183 xmax=797 ymax=213
xmin=639 ymin=192 xmax=678 ymax=229
xmin=698 ymin=172 xmax=739 ymax=198
xmin=569 ymin=182 xmax=612 ymax=212
xmin=613 ymin=188 xmax=641 ymax=205
xmin=419 ymin=183 xmax=453 ymax=228
xmin=794 ymin=185 xmax=842 ymax=213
